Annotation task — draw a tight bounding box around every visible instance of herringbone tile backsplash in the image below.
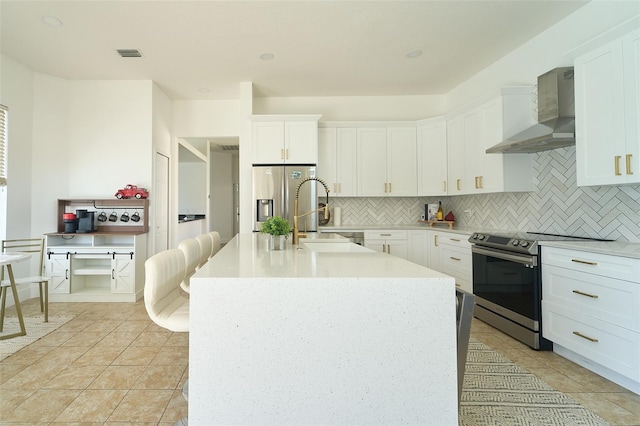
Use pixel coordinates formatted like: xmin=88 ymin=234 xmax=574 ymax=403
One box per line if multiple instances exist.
xmin=326 ymin=147 xmax=640 ymax=242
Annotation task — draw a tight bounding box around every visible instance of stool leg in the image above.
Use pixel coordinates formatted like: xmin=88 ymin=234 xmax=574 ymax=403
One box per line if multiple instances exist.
xmin=0 ymin=286 xmax=6 ymax=332
xmin=43 ymin=281 xmax=48 ymax=322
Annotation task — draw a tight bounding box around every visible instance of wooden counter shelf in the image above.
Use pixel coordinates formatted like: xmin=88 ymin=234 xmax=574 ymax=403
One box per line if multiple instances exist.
xmin=57 ymin=198 xmax=148 ymax=234
xmin=418 ymin=219 xmax=455 ymax=230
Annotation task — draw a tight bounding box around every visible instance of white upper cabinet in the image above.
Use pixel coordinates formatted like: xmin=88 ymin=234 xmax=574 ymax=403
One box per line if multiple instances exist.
xmin=318 ymin=127 xmax=357 ymax=197
xmin=575 ymin=29 xmax=640 ymax=186
xmin=447 ymin=87 xmax=534 ymax=195
xmin=251 ymin=115 xmax=321 ymax=165
xmin=417 ymin=117 xmax=447 ymax=196
xmin=357 ymin=126 xmax=417 ymax=196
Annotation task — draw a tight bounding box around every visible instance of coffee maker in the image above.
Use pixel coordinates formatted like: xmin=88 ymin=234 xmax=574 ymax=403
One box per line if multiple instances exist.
xmin=76 ymin=209 xmax=97 ymax=233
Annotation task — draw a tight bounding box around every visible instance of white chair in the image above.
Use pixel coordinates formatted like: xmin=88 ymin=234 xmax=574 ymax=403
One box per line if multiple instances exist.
xmin=177 ymin=238 xmax=200 ymax=294
xmin=195 ymin=234 xmax=212 ymax=269
xmin=1 ymin=238 xmax=50 ymax=326
xmin=144 ymin=248 xmax=189 ymax=333
xmin=143 ymin=248 xmax=190 ymax=425
xmin=208 ymin=231 xmax=221 ymax=258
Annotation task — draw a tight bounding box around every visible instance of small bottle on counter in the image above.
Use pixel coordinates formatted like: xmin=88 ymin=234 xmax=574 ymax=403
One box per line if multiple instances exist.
xmin=437 ymin=201 xmax=444 ymax=221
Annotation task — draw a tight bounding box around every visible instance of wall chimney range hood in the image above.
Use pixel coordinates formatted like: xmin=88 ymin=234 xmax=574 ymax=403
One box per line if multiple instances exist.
xmin=486 ymin=67 xmax=575 ymax=154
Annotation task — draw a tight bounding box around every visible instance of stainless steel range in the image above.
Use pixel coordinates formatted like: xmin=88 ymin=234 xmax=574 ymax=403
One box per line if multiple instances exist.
xmin=468 ymin=231 xmax=607 ymax=350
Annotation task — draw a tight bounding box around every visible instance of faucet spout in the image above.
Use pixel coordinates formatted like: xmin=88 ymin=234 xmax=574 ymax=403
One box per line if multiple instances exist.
xmin=293 ymin=177 xmax=330 ymax=245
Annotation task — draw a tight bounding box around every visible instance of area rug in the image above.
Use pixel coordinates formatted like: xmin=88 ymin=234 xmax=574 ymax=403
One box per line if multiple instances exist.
xmin=460 ymin=338 xmax=610 ymax=426
xmin=0 ymin=315 xmax=74 ymax=361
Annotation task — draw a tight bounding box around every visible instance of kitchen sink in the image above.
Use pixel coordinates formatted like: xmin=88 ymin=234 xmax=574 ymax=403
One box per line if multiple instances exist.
xmin=302 ymin=242 xmax=372 ymax=253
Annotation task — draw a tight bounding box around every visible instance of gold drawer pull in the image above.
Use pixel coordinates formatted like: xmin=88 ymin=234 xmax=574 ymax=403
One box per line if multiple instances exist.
xmin=627 ymin=154 xmax=633 ymax=175
xmin=573 ymin=331 xmax=599 ymax=343
xmin=572 ymin=290 xmax=599 ymax=299
xmin=615 ymin=156 xmax=622 ymax=175
xmin=572 ymin=259 xmax=597 ymax=266
xmin=479 ymin=176 xmax=483 ymax=188
xmin=443 ymin=181 xmax=446 ymax=192
xmin=434 ymin=235 xmax=438 ymax=247
xmin=450 ymin=257 xmax=461 ymax=261
xmin=456 ymin=179 xmax=461 ymax=191
xmin=450 ymin=238 xmax=460 ymax=242
xmin=380 ymin=233 xmax=392 ymax=237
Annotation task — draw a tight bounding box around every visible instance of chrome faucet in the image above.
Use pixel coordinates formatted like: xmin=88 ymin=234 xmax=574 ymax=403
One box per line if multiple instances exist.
xmin=293 ymin=177 xmax=330 ymax=245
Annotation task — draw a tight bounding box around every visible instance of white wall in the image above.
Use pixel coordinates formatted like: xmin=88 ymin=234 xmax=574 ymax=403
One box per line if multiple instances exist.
xmin=0 ymin=55 xmax=35 ymax=241
xmin=254 ymin=95 xmax=446 ymax=121
xmin=446 ymin=2 xmax=640 ymax=111
xmin=152 ymin=83 xmax=173 ymax=251
xmin=173 ymin=99 xmax=241 ymax=137
xmin=179 ymin=161 xmax=207 ymax=214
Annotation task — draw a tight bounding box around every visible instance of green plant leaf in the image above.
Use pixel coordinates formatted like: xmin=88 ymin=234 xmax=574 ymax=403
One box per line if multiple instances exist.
xmin=260 ymin=216 xmax=292 ymax=236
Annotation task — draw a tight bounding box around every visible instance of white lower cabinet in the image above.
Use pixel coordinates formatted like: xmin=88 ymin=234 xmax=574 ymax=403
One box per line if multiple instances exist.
xmin=364 ymin=230 xmax=408 ymax=260
xmin=542 ymin=246 xmax=640 ymax=392
xmin=407 ymin=230 xmax=428 ymax=267
xmin=428 ymin=230 xmax=472 ymax=293
xmin=46 ymin=233 xmax=146 ymax=302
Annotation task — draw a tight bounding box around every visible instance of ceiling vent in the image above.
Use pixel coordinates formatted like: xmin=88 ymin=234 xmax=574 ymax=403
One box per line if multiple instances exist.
xmin=117 ymin=49 xmax=142 ymax=58
xmin=218 ymin=145 xmax=239 ymax=151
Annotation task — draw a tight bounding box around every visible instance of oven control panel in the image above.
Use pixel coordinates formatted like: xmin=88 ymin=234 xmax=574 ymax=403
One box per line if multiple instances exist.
xmin=469 ymin=233 xmax=538 ymax=255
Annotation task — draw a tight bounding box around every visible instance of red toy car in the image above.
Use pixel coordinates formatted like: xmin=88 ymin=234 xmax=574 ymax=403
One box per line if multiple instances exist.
xmin=115 ymin=184 xmax=149 ymax=199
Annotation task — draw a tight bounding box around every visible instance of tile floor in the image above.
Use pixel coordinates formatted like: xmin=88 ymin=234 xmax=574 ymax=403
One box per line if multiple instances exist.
xmin=1 ymin=298 xmax=640 ymax=425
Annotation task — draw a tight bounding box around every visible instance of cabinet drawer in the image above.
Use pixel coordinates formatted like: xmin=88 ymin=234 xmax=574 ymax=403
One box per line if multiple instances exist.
xmin=543 ymin=264 xmax=640 ymax=331
xmin=543 ymin=300 xmax=640 ymax=381
xmin=364 ymin=230 xmax=407 ymax=240
xmin=440 ymin=245 xmax=472 ymax=288
xmin=437 ymin=233 xmax=471 ymax=248
xmin=542 ymin=246 xmax=640 ymax=282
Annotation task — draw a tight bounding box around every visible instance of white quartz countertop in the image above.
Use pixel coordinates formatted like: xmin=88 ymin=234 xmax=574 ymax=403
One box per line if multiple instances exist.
xmin=540 ymin=240 xmax=640 ymax=259
xmin=194 ymin=233 xmax=452 ymax=279
xmin=319 ymin=224 xmax=476 ymax=235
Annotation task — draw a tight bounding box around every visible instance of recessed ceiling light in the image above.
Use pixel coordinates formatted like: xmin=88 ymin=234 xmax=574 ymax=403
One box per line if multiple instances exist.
xmin=406 ymin=50 xmax=422 ymax=59
xmin=260 ymin=53 xmax=275 ymax=61
xmin=198 ymin=88 xmax=210 ymax=93
xmin=41 ymin=15 xmax=63 ymax=27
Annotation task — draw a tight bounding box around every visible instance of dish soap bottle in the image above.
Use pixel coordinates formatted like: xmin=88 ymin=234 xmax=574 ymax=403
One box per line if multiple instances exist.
xmin=437 ymin=201 xmax=444 ymax=221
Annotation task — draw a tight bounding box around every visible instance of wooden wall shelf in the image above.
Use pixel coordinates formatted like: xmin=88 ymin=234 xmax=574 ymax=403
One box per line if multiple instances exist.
xmin=57 ymin=198 xmax=149 ymax=234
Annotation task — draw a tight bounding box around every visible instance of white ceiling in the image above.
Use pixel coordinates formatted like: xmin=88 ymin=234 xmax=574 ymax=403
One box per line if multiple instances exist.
xmin=1 ymin=0 xmax=591 ymax=101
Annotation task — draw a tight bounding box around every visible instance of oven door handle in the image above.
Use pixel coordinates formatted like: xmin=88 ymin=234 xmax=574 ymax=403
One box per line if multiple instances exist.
xmin=472 ymin=245 xmax=537 ymax=267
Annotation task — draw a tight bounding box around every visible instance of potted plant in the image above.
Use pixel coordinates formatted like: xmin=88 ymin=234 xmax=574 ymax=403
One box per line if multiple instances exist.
xmin=260 ymin=216 xmax=292 ymax=250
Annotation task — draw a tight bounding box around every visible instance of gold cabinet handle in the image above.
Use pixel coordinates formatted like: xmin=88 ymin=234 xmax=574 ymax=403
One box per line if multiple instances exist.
xmin=281 ymin=148 xmax=285 ymax=160
xmin=285 ymin=149 xmax=289 ymax=160
xmin=388 ymin=183 xmax=392 ymax=193
xmin=387 ymin=244 xmax=391 ymax=255
xmin=615 ymin=156 xmax=622 ymax=175
xmin=450 ymin=257 xmax=461 ymax=261
xmin=573 ymin=331 xmax=599 ymax=343
xmin=626 ymin=154 xmax=633 ymax=175
xmin=443 ymin=181 xmax=447 ymax=192
xmin=479 ymin=176 xmax=483 ymax=188
xmin=474 ymin=176 xmax=479 ymax=189
xmin=572 ymin=290 xmax=599 ymax=299
xmin=338 ymin=183 xmax=342 ymax=194
xmin=434 ymin=235 xmax=438 ymax=247
xmin=450 ymin=238 xmax=460 ymax=242
xmin=456 ymin=179 xmax=461 ymax=191
xmin=572 ymin=259 xmax=598 ymax=266
xmin=333 ymin=183 xmax=337 ymax=193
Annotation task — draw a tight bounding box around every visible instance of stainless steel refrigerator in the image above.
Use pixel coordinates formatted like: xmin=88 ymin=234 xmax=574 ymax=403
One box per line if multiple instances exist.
xmin=252 ymin=165 xmax=318 ymax=232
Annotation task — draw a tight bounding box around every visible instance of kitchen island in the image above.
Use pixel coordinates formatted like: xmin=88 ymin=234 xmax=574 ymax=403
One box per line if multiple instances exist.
xmin=189 ymin=233 xmax=458 ymax=425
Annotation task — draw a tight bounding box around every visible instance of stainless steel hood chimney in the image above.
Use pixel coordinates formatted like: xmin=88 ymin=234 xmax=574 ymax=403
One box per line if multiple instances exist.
xmin=486 ymin=67 xmax=575 ymax=154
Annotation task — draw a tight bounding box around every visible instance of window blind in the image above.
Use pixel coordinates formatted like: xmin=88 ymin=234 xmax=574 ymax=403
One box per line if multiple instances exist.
xmin=0 ymin=104 xmax=7 ymax=186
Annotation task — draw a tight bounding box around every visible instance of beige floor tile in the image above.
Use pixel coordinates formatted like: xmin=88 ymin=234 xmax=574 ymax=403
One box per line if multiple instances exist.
xmin=0 ymin=363 xmax=28 ymax=384
xmin=568 ymin=392 xmax=640 ymax=425
xmin=95 ymin=331 xmax=142 ymax=347
xmin=150 ymin=346 xmax=188 ymax=366
xmin=61 ymin=330 xmax=111 ymax=347
xmin=73 ymin=346 xmax=125 ymax=366
xmin=0 ymin=389 xmax=35 ymax=413
xmin=82 ymin=320 xmax=123 ymax=333
xmin=107 ymin=389 xmax=174 ymax=422
xmin=526 ymin=366 xmax=591 ymax=393
xmin=160 ymin=389 xmax=189 ymax=423
xmin=34 ymin=345 xmax=90 ymax=365
xmin=27 ymin=329 xmax=78 ymax=347
xmin=130 ymin=331 xmax=171 ymax=347
xmin=1 ymin=345 xmax=51 ymax=365
xmin=601 ymin=392 xmax=640 ymax=417
xmin=133 ymin=364 xmax=186 ymax=390
xmin=3 ymin=362 xmax=64 ymax=389
xmin=88 ymin=365 xmax=146 ymax=390
xmin=43 ymin=364 xmax=106 ymax=389
xmin=54 ymin=389 xmax=127 ymax=423
xmin=4 ymin=389 xmax=80 ymax=422
xmin=165 ymin=332 xmax=189 ymax=347
xmin=111 ymin=346 xmax=162 ymax=366
xmin=113 ymin=320 xmax=151 ymax=333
